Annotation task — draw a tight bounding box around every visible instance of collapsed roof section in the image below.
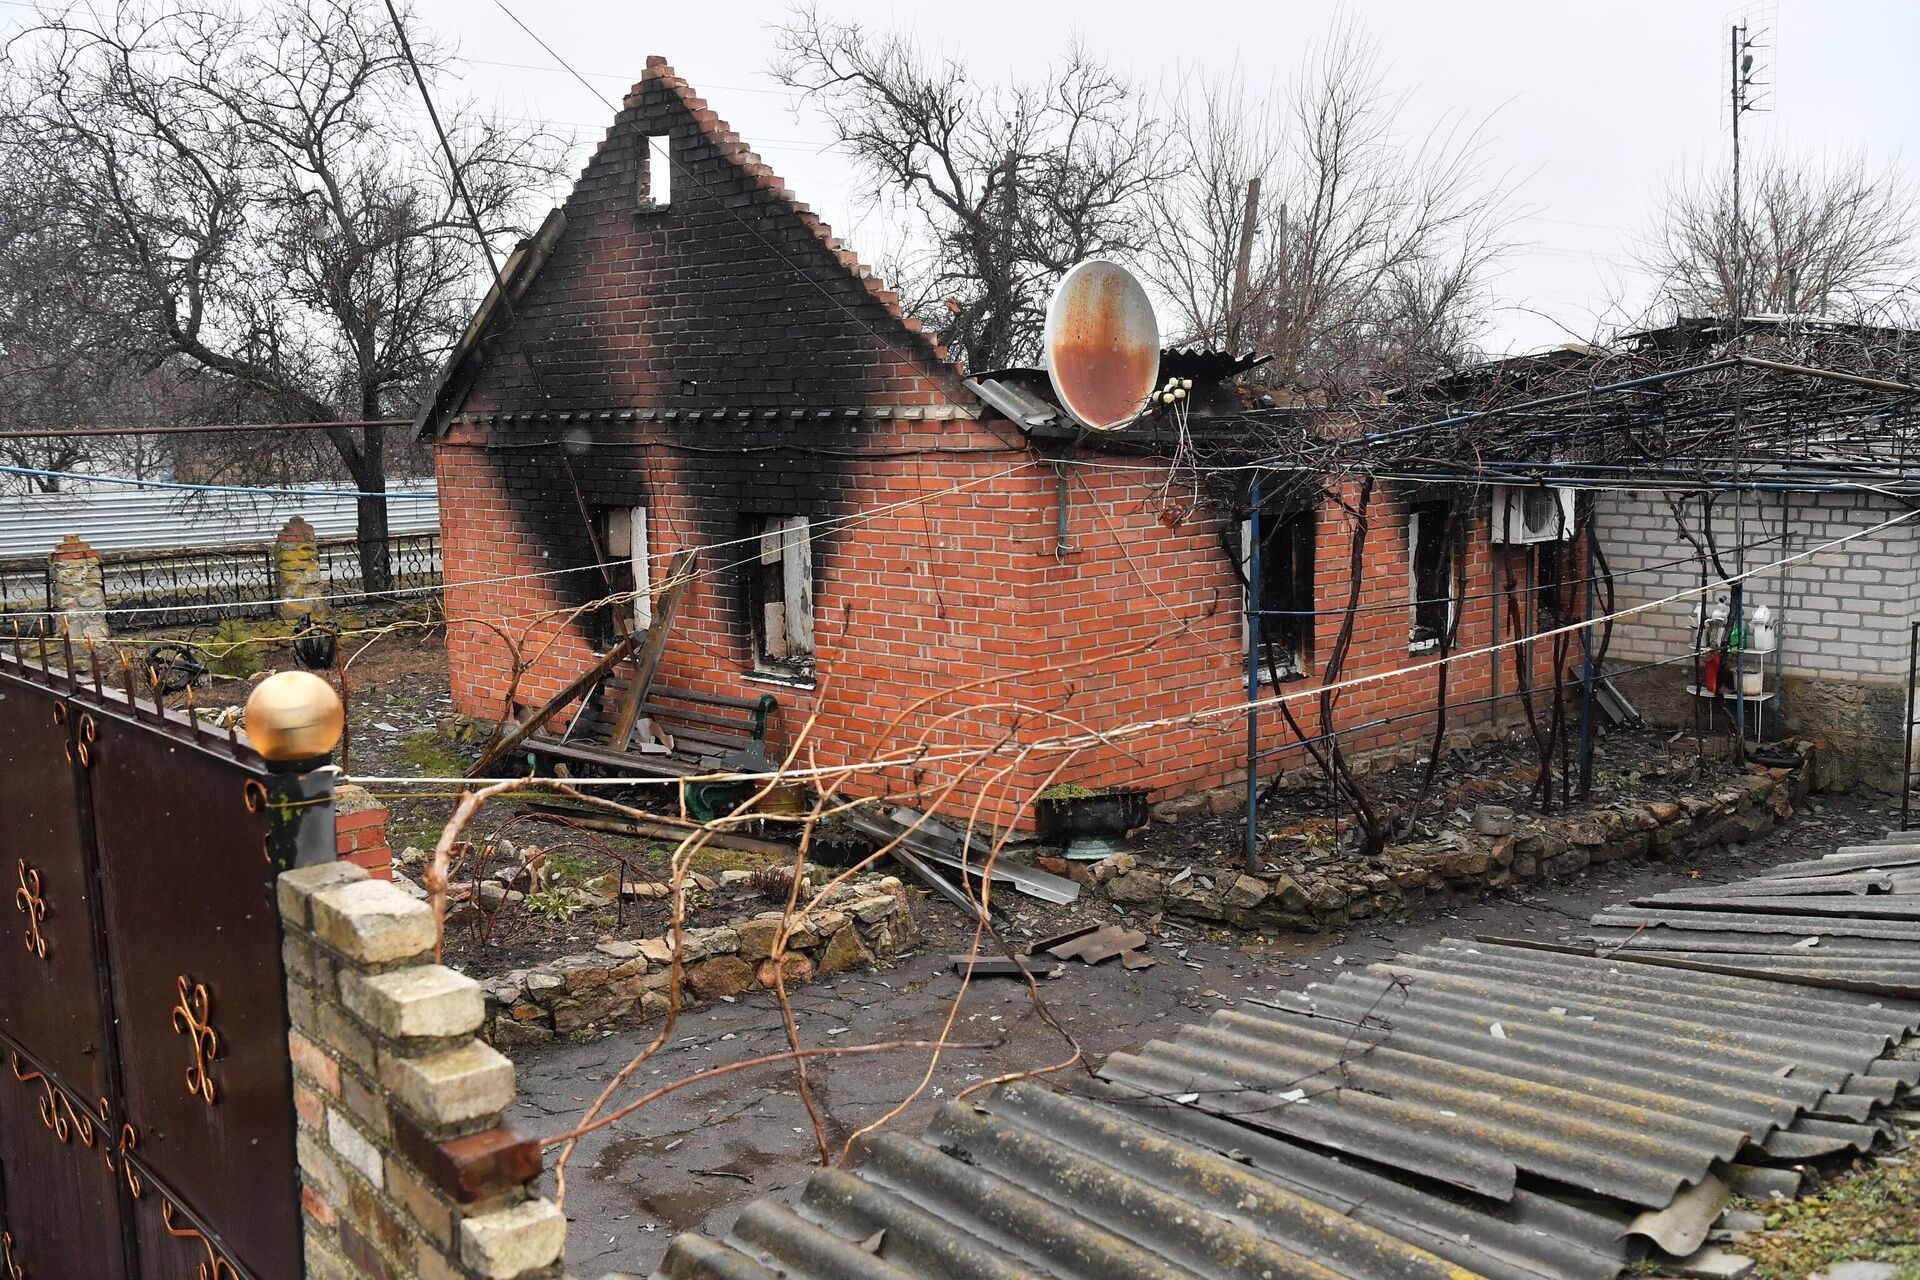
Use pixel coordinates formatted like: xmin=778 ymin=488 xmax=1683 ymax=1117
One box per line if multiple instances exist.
xmin=1276 ymin=318 xmax=1920 ymax=495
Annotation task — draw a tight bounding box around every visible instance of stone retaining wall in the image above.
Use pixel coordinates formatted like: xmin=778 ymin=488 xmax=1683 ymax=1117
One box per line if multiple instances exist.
xmin=479 ymin=875 xmax=919 ymax=1047
xmin=1089 ymin=743 xmax=1823 ymax=935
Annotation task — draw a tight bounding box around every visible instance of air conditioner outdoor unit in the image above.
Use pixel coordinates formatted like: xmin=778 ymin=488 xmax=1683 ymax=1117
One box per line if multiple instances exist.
xmin=1490 ymin=485 xmax=1576 ymax=544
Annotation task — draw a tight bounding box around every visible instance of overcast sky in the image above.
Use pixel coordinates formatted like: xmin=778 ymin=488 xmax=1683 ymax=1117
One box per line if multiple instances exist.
xmin=1 ymin=0 xmax=1884 ymax=359
xmin=404 ymin=0 xmax=1917 ymax=356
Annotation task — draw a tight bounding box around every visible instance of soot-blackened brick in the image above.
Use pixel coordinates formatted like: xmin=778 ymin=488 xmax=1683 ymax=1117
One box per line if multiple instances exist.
xmin=429 ymin=59 xmax=1574 ymax=828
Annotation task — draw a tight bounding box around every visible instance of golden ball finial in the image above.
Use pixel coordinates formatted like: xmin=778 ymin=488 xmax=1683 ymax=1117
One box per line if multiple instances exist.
xmin=244 ymin=670 xmax=344 ymax=763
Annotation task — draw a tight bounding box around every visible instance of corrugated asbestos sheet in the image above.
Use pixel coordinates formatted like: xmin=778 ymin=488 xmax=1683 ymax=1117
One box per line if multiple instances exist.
xmin=1590 ymin=836 xmax=1920 ymax=992
xmin=650 ymin=844 xmax=1920 ymax=1280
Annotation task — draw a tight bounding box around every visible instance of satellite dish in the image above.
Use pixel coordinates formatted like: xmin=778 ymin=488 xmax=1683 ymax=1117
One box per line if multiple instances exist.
xmin=1043 ymin=259 xmax=1160 ymax=431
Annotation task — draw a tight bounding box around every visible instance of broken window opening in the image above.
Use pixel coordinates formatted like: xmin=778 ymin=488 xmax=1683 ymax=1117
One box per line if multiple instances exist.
xmin=749 ymin=514 xmax=815 ymax=679
xmin=1408 ymin=500 xmax=1456 ymax=652
xmin=591 ymin=505 xmax=650 ymax=650
xmin=637 ymin=132 xmax=673 ymax=209
xmin=1243 ymin=506 xmax=1315 ymax=681
xmin=1535 ymin=540 xmax=1568 ymax=630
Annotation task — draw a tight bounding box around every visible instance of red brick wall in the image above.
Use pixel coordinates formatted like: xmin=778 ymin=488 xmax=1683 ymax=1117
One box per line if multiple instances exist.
xmin=335 ymin=800 xmax=392 ymax=881
xmin=429 ymin=59 xmax=1583 ymax=830
xmin=441 ymin=428 xmax=1580 ymax=828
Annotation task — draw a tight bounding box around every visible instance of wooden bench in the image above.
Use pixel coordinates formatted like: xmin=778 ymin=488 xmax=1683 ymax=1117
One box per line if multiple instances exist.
xmin=526 ymin=678 xmax=779 ymax=780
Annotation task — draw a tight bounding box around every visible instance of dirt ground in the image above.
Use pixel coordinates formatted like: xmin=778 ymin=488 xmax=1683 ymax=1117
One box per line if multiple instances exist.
xmin=509 ymin=787 xmax=1896 ymax=1279
xmin=149 ymin=624 xmax=1906 ymax=1277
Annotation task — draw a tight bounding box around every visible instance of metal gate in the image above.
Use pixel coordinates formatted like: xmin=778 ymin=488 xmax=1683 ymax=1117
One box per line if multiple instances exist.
xmin=0 ymin=640 xmax=325 ymax=1280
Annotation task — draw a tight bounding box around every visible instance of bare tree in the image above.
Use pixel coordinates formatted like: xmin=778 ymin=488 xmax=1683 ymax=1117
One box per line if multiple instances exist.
xmin=772 ymin=6 xmax=1170 ymax=371
xmin=1138 ymin=78 xmax=1281 ymax=355
xmin=1641 ymin=151 xmax=1920 ymax=322
xmin=1141 ymin=25 xmax=1515 ymax=390
xmin=0 ymin=0 xmax=562 ymax=587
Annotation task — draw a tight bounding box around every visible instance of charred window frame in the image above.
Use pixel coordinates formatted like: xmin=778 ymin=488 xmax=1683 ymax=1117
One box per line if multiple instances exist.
xmin=1408 ymin=500 xmax=1457 ymax=652
xmin=1535 ymin=540 xmax=1568 ymax=629
xmin=747 ymin=515 xmax=815 ymax=680
xmin=1243 ymin=505 xmax=1316 ymax=681
xmin=636 ymin=132 xmax=673 ymax=210
xmin=591 ymin=505 xmax=650 ymax=650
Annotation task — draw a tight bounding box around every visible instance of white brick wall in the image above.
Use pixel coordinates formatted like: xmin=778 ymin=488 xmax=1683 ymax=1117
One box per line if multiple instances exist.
xmin=1593 ymin=488 xmax=1920 ymax=682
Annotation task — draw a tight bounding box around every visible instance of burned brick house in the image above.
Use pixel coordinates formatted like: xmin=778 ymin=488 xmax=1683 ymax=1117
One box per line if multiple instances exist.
xmin=419 ymin=59 xmax=1579 ymax=828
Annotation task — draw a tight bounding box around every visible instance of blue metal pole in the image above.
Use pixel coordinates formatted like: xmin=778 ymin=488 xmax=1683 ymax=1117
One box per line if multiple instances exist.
xmin=1577 ymin=514 xmax=1596 ymax=796
xmin=1246 ymin=477 xmax=1263 ymax=871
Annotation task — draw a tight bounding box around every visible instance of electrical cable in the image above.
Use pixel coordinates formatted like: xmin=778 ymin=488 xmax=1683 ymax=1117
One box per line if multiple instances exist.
xmin=0 ymin=459 xmax=1039 ymax=621
xmin=347 ymin=502 xmax=1920 ymax=789
xmin=0 ymin=463 xmax=438 ymax=501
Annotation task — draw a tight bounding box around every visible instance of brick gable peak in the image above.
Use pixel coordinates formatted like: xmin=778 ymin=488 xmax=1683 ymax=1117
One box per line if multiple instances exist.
xmin=628 ymin=56 xmax=958 ymax=374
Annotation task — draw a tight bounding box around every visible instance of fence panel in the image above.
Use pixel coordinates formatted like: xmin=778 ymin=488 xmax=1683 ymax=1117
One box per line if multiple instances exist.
xmin=0 ymin=529 xmax=442 ymax=635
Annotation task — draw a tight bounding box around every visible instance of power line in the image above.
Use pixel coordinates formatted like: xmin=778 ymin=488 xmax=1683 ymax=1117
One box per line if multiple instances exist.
xmin=0 ymin=463 xmax=438 ymax=501
xmin=480 ymin=0 xmax=965 ymax=394
xmin=0 ymin=458 xmax=1039 ymax=621
xmin=343 ymin=502 xmax=1920 ymax=791
xmin=0 ymin=419 xmax=407 ymax=440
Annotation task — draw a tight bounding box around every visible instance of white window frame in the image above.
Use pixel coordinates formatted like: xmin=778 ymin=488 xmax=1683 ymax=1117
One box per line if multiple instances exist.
xmin=605 ymin=506 xmax=651 ymax=630
xmin=754 ymin=515 xmax=814 ymax=676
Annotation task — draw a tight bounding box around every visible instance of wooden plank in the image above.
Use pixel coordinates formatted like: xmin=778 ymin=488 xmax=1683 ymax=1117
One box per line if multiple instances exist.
xmin=519 ymin=802 xmax=794 ymax=857
xmin=650 ymin=685 xmax=775 ymax=713
xmin=609 ymin=548 xmax=698 ymax=753
xmin=947 ymin=955 xmax=1064 ymax=978
xmin=467 ymin=628 xmax=645 ymax=776
xmin=526 ymin=734 xmax=693 ymax=775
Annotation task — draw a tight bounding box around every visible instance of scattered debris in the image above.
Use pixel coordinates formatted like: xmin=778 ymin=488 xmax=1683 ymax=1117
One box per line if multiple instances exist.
xmin=1040 ymin=924 xmax=1151 ymax=967
xmin=947 ymin=954 xmax=1065 ymax=979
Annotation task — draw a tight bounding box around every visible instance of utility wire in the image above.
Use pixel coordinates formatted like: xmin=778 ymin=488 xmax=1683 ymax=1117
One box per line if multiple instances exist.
xmin=383 ymin=0 xmax=549 ymax=405
xmin=482 ymin=0 xmax=977 ymax=401
xmin=351 ymin=502 xmax=1920 ymax=789
xmin=0 ymin=464 xmax=438 ymax=501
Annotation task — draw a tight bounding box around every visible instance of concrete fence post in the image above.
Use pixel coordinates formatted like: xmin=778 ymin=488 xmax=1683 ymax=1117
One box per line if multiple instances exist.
xmin=49 ymin=534 xmax=108 ymax=641
xmin=279 ymin=861 xmax=566 ymax=1280
xmin=277 ymin=515 xmax=327 ymax=620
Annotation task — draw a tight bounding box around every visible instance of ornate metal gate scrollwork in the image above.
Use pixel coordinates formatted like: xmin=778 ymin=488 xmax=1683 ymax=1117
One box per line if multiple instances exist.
xmin=170 ymin=978 xmax=221 ymax=1107
xmin=0 ymin=639 xmax=328 ymax=1279
xmin=11 ymin=862 xmax=45 ymax=961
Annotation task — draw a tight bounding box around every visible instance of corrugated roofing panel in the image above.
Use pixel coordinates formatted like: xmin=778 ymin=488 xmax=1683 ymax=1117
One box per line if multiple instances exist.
xmin=653 ymin=840 xmax=1919 ymax=1280
xmin=654 ymin=1079 xmax=1637 ymax=1280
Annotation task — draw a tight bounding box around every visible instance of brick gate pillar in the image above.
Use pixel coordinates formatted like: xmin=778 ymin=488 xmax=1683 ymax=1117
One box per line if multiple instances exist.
xmin=279 ymin=862 xmax=566 ymax=1279
xmin=50 ymin=534 xmax=108 ymax=641
xmin=333 ymin=784 xmax=393 ymax=881
xmin=276 ymin=515 xmax=327 ymax=620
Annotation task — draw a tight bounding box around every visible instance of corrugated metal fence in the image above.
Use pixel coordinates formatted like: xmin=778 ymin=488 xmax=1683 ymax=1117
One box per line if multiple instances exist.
xmin=0 ymin=485 xmax=441 ymax=628
xmin=0 ymin=482 xmax=437 ymax=557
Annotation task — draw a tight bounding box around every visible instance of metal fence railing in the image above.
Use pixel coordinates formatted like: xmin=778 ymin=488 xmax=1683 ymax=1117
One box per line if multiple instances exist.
xmin=0 ymin=531 xmax=440 ymax=633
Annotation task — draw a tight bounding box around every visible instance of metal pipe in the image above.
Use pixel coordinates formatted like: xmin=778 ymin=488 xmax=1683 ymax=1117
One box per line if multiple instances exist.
xmin=1245 ymin=478 xmax=1263 ymax=872
xmin=1578 ymin=510 xmax=1597 ymax=796
xmin=1053 ymin=459 xmax=1073 ymax=556
xmin=1772 ymin=490 xmax=1789 ymax=739
xmin=1905 ymin=619 xmax=1919 ymax=834
xmin=1736 ymin=354 xmax=1920 ymax=396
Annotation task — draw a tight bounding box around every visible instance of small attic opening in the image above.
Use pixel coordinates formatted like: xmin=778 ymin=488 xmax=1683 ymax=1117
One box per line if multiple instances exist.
xmin=637 ymin=132 xmax=673 ymax=210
